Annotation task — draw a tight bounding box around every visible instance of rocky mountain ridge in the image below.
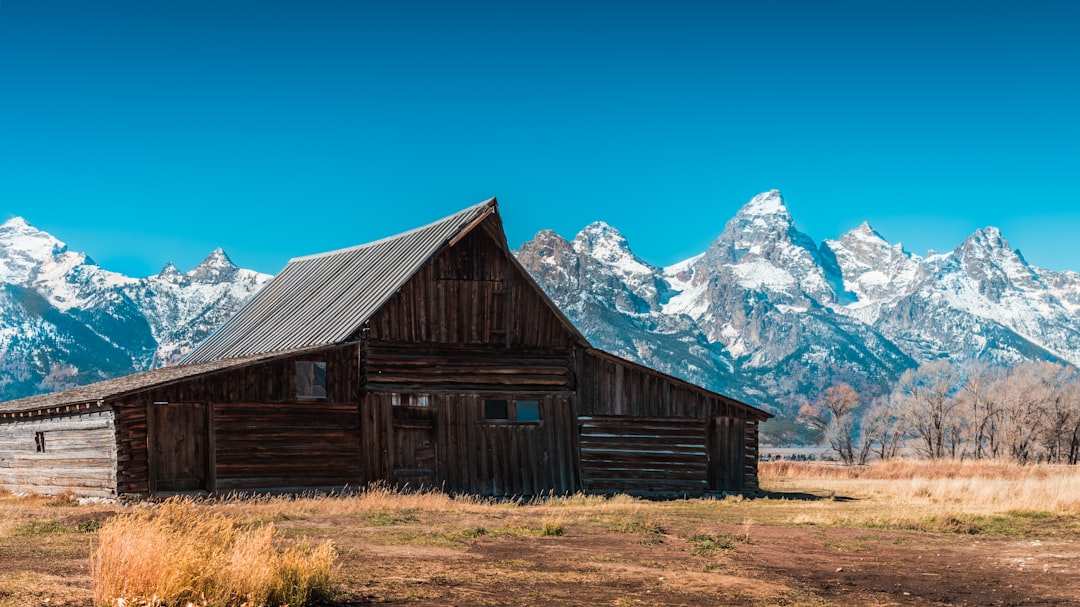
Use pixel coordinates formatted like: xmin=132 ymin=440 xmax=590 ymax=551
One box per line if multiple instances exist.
xmin=4 ymin=195 xmax=1079 ymax=442
xmin=516 ymin=191 xmax=1080 ymax=434
xmin=0 ymin=217 xmax=270 ymax=400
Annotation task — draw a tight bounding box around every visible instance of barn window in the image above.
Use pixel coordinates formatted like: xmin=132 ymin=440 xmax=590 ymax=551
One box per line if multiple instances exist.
xmin=392 ymin=394 xmax=431 ymax=407
xmin=296 ymin=361 xmax=327 ymax=398
xmin=483 ymin=398 xmax=542 ymax=423
xmin=34 ymin=432 xmax=45 ymax=452
xmin=516 ymin=400 xmax=541 ymax=422
xmin=484 ymin=399 xmax=509 ymax=420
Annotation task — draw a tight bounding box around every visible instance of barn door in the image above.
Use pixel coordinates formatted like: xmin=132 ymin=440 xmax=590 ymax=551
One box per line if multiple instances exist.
xmin=391 ymin=406 xmax=437 ymax=489
xmin=148 ymin=402 xmax=210 ymax=493
xmin=708 ymin=416 xmax=745 ymax=492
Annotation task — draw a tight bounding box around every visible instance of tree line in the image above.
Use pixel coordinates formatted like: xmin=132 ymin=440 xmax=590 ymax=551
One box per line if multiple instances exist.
xmin=798 ymin=360 xmax=1080 ymax=465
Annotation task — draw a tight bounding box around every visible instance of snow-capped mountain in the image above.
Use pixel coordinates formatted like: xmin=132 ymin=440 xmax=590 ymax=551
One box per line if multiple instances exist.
xmin=5 ymin=195 xmax=1079 ymax=441
xmin=517 ymin=190 xmax=1080 ymax=437
xmin=0 ymin=217 xmax=270 ymax=400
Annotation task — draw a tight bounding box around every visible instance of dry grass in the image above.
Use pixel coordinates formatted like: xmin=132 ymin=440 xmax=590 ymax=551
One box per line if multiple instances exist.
xmin=90 ymin=498 xmax=336 ymax=607
xmin=763 ymin=458 xmax=1070 ymax=480
xmin=759 ymin=459 xmax=1080 ymax=534
xmin=6 ymin=465 xmax=1080 ymax=606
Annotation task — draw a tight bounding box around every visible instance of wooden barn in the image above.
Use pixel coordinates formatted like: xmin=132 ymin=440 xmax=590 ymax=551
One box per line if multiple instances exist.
xmin=0 ymin=199 xmax=771 ymax=500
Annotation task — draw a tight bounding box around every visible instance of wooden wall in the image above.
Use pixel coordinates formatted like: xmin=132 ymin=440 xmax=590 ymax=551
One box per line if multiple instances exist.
xmin=363 ymin=344 xmax=575 ymax=393
xmin=368 ymin=220 xmax=578 ymax=350
xmin=113 ymin=344 xmax=362 ymax=497
xmin=213 ymin=401 xmax=362 ymax=492
xmin=362 ymin=392 xmax=580 ymax=496
xmin=0 ymin=409 xmax=117 ymax=498
xmin=578 ymin=349 xmax=764 ymax=495
xmin=357 ymin=219 xmax=584 ymax=496
xmin=579 ymin=416 xmax=707 ymax=497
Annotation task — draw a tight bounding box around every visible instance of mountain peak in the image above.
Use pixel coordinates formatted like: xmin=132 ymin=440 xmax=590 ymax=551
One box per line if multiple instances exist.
xmin=1 ymin=216 xmax=31 ymax=230
xmin=201 ymin=247 xmax=235 ymax=267
xmin=855 ymin=221 xmax=877 ymax=235
xmin=157 ymin=262 xmax=185 ymax=282
xmin=579 ymin=220 xmax=622 ymax=238
xmin=187 ymin=247 xmax=239 ymax=283
xmin=962 ymin=226 xmax=1010 ymax=252
xmin=573 ymin=221 xmax=633 ymax=260
xmin=841 ymin=221 xmax=890 ymax=246
xmin=738 ymin=190 xmax=789 ymax=218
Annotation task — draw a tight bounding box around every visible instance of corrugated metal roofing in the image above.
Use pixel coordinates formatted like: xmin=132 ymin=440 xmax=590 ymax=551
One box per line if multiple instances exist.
xmin=0 ymin=347 xmax=322 ymax=415
xmin=182 ymin=199 xmax=497 ymax=364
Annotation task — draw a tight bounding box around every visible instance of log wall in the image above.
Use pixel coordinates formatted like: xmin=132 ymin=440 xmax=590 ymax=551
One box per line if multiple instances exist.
xmin=364 ymin=344 xmax=575 ymax=393
xmin=213 ymin=401 xmax=362 ymax=491
xmin=0 ymin=409 xmax=117 ymax=498
xmin=579 ymin=416 xmax=707 ymax=497
xmin=579 ymin=349 xmax=764 ymax=494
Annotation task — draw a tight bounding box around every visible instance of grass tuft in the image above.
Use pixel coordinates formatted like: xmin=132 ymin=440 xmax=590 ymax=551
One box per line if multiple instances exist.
xmin=541 ymin=517 xmax=565 ymax=537
xmin=90 ymin=497 xmax=336 ymax=607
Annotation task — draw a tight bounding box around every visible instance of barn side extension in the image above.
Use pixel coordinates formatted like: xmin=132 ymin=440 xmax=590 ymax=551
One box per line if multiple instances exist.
xmin=0 ymin=198 xmax=770 ymax=499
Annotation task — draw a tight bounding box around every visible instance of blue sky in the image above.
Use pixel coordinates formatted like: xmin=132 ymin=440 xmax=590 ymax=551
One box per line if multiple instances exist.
xmin=1 ymin=1 xmax=1077 ymax=276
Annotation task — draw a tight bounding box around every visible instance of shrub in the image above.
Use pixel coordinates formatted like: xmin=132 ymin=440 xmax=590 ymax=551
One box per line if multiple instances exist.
xmin=91 ymin=498 xmax=336 ymax=607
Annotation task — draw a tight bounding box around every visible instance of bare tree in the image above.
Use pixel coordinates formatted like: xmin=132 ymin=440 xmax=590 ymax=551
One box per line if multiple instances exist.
xmin=799 ymin=383 xmax=861 ymax=465
xmin=958 ymin=362 xmax=1005 ymax=459
xmin=1037 ymin=365 xmax=1079 ymax=463
xmin=893 ymin=360 xmax=965 ymax=459
xmin=997 ymin=362 xmax=1057 ymax=462
xmin=860 ymin=394 xmax=907 ymax=462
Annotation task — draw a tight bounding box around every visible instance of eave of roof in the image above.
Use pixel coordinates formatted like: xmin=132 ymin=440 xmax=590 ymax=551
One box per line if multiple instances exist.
xmin=0 ymin=346 xmax=325 ymax=418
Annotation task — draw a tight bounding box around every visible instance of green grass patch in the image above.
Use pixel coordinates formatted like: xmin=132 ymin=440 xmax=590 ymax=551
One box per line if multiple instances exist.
xmin=887 ymin=511 xmax=1075 ymax=537
xmin=364 ymin=510 xmax=420 ymax=526
xmin=686 ymin=533 xmax=738 ymax=555
xmin=12 ymin=517 xmax=102 ymax=536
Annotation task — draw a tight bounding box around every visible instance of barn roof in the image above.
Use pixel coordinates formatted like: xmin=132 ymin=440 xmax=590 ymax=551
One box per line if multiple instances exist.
xmin=184 ymin=198 xmax=506 ymax=364
xmin=0 ymin=347 xmax=321 ymax=417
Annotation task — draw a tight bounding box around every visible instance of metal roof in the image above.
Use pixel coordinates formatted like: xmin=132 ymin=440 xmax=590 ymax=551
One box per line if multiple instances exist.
xmin=183 ymin=199 xmax=497 ymax=364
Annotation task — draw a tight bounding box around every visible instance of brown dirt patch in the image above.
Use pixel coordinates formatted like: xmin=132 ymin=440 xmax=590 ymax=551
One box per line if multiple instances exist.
xmin=2 ymin=499 xmax=1079 ymax=606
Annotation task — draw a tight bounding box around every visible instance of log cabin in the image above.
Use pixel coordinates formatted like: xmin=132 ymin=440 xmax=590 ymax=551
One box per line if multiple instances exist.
xmin=0 ymin=199 xmax=771 ymax=500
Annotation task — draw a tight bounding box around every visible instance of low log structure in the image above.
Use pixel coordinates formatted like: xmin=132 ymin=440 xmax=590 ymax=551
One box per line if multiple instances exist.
xmin=0 ymin=199 xmax=770 ymax=499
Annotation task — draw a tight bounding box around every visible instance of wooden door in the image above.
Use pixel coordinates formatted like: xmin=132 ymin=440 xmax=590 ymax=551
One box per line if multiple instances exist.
xmin=149 ymin=402 xmax=210 ymax=492
xmin=391 ymin=406 xmax=437 ymax=489
xmin=708 ymin=416 xmax=745 ymax=492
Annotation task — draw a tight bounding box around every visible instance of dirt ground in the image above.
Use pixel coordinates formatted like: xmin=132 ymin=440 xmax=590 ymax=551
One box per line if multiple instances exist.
xmin=329 ymin=523 xmax=1080 ymax=606
xmin=2 ymin=494 xmax=1078 ymax=607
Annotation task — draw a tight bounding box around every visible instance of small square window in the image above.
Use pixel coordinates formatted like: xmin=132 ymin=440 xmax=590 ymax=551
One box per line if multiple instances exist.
xmin=297 ymin=361 xmax=327 ymax=398
xmin=482 ymin=398 xmax=542 ymax=423
xmin=484 ymin=399 xmax=509 ymax=420
xmin=516 ymin=400 xmax=541 ymax=422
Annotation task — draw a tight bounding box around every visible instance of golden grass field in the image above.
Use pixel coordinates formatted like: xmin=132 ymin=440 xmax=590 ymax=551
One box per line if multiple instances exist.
xmin=2 ymin=460 xmax=1079 ymax=606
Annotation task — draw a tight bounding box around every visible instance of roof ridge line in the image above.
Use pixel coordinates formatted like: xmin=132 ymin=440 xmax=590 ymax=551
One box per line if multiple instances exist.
xmin=289 ymin=198 xmax=496 ymax=263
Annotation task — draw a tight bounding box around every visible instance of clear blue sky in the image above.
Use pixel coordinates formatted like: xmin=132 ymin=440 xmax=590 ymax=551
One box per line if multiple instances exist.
xmin=1 ymin=1 xmax=1078 ymax=276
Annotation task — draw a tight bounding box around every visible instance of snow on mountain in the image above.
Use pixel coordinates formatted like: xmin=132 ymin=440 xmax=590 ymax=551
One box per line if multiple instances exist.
xmin=518 ymin=226 xmax=735 ymax=393
xmin=821 ymin=222 xmax=924 ymax=322
xmin=6 ymin=195 xmax=1080 ymax=441
xmin=0 ymin=217 xmax=270 ymax=400
xmin=517 ymin=190 xmax=1080 ymax=435
xmin=124 ymin=248 xmax=270 ymax=366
